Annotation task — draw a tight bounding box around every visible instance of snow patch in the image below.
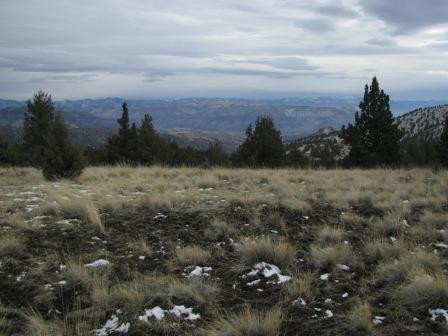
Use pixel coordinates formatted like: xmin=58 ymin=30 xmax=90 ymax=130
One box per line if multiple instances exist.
xmin=85 ymin=259 xmax=110 ymax=267
xmin=429 ymin=308 xmax=448 ymax=324
xmin=94 ymin=314 xmax=130 ymax=335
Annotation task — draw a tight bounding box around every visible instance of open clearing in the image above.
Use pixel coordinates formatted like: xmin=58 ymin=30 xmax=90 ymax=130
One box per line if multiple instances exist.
xmin=0 ymin=167 xmax=447 ymax=335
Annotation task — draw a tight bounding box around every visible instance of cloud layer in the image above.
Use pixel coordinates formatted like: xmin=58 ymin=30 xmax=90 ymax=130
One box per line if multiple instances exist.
xmin=1 ymin=0 xmax=448 ymax=99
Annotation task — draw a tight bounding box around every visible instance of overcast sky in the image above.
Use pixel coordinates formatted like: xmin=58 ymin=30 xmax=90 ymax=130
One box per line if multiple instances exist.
xmin=1 ymin=0 xmax=448 ymax=100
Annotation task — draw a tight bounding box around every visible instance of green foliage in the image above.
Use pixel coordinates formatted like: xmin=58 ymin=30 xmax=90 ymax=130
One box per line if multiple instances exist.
xmin=437 ymin=115 xmax=448 ymax=167
xmin=233 ymin=116 xmax=285 ymax=167
xmin=341 ymin=77 xmax=403 ymax=167
xmin=23 ymin=91 xmax=55 ymax=166
xmin=0 ymin=136 xmax=17 ymax=165
xmin=105 ymin=103 xmax=231 ymax=166
xmin=42 ymin=114 xmax=85 ymax=180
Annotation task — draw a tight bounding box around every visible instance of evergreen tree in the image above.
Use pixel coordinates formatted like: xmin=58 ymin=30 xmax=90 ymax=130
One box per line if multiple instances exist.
xmin=234 ymin=116 xmax=284 ymax=167
xmin=42 ymin=114 xmax=85 ymax=180
xmin=0 ymin=136 xmax=16 ymax=165
xmin=205 ymin=141 xmax=229 ymax=167
xmin=23 ymin=91 xmax=55 ymax=166
xmin=437 ymin=115 xmax=448 ymax=167
xmin=138 ymin=114 xmax=158 ymax=164
xmin=107 ymin=101 xmax=133 ymax=163
xmin=341 ymin=77 xmax=402 ymax=167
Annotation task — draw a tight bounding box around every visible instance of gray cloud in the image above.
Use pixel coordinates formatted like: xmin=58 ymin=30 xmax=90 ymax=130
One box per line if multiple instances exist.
xmin=0 ymin=0 xmax=446 ymax=99
xmin=359 ymin=0 xmax=448 ymax=33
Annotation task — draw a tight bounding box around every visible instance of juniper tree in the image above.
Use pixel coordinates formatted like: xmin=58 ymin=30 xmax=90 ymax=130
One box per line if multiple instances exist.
xmin=23 ymin=91 xmax=55 ymax=166
xmin=233 ymin=116 xmax=285 ymax=167
xmin=341 ymin=77 xmax=402 ymax=167
xmin=42 ymin=114 xmax=85 ymax=180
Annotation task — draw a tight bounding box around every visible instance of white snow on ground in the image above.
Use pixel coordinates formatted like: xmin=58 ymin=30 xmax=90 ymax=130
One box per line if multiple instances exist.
xmin=85 ymin=259 xmax=110 ymax=267
xmin=247 ymin=279 xmax=261 ymax=286
xmin=169 ymin=305 xmax=201 ymax=320
xmin=153 ymin=213 xmax=167 ymax=219
xmin=320 ymin=273 xmax=330 ymax=281
xmin=325 ymin=310 xmax=333 ymax=318
xmin=56 ymin=219 xmax=79 ymax=225
xmin=94 ymin=314 xmax=130 ymax=335
xmin=373 ymin=316 xmax=385 ymax=326
xmin=139 ymin=305 xmax=200 ymax=322
xmin=292 ymin=298 xmax=307 ymax=306
xmin=245 ymin=262 xmax=291 ymax=284
xmin=429 ymin=308 xmax=448 ymax=324
xmin=184 ymin=266 xmax=212 ymax=277
xmin=341 ymin=292 xmax=349 ymax=298
xmin=139 ymin=306 xmax=165 ymax=321
xmin=435 ymin=243 xmax=448 ymax=248
xmin=336 ymin=264 xmax=350 ymax=271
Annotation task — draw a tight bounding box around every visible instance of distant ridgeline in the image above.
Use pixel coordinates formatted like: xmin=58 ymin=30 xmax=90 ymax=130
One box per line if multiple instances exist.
xmin=286 ymin=104 xmax=448 ymax=165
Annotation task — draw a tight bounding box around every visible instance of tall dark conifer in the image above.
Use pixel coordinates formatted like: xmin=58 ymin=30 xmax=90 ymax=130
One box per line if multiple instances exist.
xmin=23 ymin=91 xmax=55 ymax=166
xmin=233 ymin=116 xmax=284 ymax=167
xmin=341 ymin=77 xmax=402 ymax=166
xmin=42 ymin=114 xmax=85 ymax=180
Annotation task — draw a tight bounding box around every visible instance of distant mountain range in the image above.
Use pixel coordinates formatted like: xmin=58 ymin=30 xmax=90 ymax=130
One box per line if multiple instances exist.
xmin=0 ymin=97 xmax=447 ymax=153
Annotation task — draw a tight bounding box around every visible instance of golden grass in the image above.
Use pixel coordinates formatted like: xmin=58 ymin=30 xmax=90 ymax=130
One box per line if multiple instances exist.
xmin=169 ymin=277 xmax=220 ymax=309
xmin=284 ymin=272 xmax=314 ymax=303
xmin=205 ymin=307 xmax=282 ymax=336
xmin=238 ymin=236 xmax=296 ymax=268
xmin=316 ymin=226 xmax=345 ymax=246
xmin=347 ymin=301 xmax=374 ymax=335
xmin=398 ymin=274 xmax=448 ymax=310
xmin=58 ymin=199 xmax=104 ymax=233
xmin=310 ymin=244 xmax=353 ymax=270
xmin=175 ymin=245 xmax=211 ymax=266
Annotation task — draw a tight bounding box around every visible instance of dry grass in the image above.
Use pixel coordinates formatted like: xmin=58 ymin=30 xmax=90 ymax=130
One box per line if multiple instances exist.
xmin=398 ymin=274 xmax=448 ymax=311
xmin=204 ymin=218 xmax=236 ymax=241
xmin=362 ymin=239 xmax=407 ymax=264
xmin=315 ymin=226 xmax=345 ymax=246
xmin=310 ymin=244 xmax=353 ymax=270
xmin=128 ymin=240 xmax=153 ymax=257
xmin=174 ymin=245 xmax=211 ymax=266
xmin=238 ymin=236 xmax=296 ymax=268
xmin=0 ymin=235 xmax=25 ymax=258
xmin=347 ymin=301 xmax=374 ymax=335
xmin=284 ymin=272 xmax=314 ymax=303
xmin=58 ymin=199 xmax=104 ymax=233
xmin=169 ymin=277 xmax=220 ymax=309
xmin=0 ymin=167 xmax=447 ymax=335
xmin=204 ymin=307 xmax=282 ymax=336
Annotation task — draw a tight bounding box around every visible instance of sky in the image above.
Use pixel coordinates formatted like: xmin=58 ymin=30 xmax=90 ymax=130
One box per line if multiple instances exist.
xmin=1 ymin=0 xmax=448 ymax=100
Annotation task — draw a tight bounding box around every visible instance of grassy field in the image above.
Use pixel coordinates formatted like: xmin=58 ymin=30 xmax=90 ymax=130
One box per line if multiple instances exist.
xmin=0 ymin=166 xmax=447 ymax=335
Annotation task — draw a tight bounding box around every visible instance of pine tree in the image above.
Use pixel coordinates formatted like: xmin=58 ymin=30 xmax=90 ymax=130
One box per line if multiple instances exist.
xmin=23 ymin=91 xmax=55 ymax=166
xmin=0 ymin=136 xmax=16 ymax=165
xmin=437 ymin=115 xmax=448 ymax=167
xmin=341 ymin=77 xmax=402 ymax=167
xmin=107 ymin=101 xmax=133 ymax=163
xmin=42 ymin=114 xmax=85 ymax=180
xmin=138 ymin=114 xmax=158 ymax=164
xmin=234 ymin=116 xmax=285 ymax=167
